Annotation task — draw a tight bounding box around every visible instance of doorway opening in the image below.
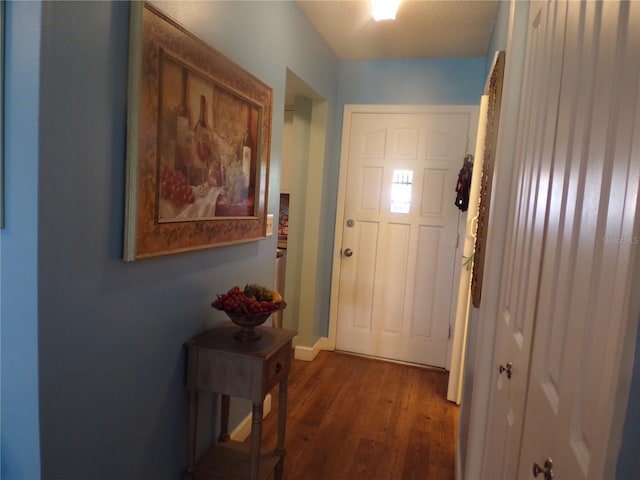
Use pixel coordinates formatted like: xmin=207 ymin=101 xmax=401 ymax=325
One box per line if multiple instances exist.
xmin=280 ymin=69 xmax=329 ymax=349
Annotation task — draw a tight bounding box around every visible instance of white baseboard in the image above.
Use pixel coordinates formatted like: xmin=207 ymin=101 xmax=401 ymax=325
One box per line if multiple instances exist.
xmin=230 ymin=393 xmax=272 ymax=441
xmin=294 ymin=336 xmax=330 ymax=361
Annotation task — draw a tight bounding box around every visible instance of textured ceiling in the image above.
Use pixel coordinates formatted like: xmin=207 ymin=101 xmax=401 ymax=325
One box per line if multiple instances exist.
xmin=295 ymin=0 xmax=500 ymax=59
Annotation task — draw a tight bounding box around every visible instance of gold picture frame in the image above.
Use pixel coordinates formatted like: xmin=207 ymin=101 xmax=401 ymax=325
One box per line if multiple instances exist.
xmin=471 ymin=51 xmax=505 ymax=307
xmin=124 ymin=3 xmax=273 ymax=261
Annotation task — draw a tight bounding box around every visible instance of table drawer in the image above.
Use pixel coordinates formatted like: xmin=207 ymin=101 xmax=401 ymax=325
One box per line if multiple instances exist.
xmin=263 ymin=341 xmax=292 ymax=391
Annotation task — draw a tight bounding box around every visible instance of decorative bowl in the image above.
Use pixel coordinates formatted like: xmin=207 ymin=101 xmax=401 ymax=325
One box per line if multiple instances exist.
xmin=212 ymin=284 xmax=287 ymax=341
xmin=226 ymin=312 xmax=271 ymax=341
xmin=224 ymin=302 xmax=287 ymax=341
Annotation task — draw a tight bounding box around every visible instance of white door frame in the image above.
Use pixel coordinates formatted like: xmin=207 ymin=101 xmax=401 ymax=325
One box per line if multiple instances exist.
xmin=327 ymin=104 xmax=479 ymax=377
xmin=447 ymin=94 xmax=490 ymax=404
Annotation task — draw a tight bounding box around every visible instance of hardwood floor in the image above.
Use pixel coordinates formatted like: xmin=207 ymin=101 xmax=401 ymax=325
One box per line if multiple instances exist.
xmin=259 ymin=350 xmax=459 ymax=480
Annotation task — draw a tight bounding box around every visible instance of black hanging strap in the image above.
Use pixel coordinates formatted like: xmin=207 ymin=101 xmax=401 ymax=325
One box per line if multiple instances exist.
xmin=454 ymin=154 xmax=474 ymax=212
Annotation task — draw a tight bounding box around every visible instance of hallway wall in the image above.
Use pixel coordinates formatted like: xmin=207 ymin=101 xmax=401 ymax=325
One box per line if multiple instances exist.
xmin=2 ymin=1 xmax=339 ymax=478
xmin=1 ymin=2 xmax=43 ymax=478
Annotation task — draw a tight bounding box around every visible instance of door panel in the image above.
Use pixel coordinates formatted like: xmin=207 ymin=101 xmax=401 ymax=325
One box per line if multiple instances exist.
xmin=480 ymin=0 xmax=640 ymax=478
xmin=518 ymin=1 xmax=640 ymax=477
xmin=482 ymin=1 xmax=567 ymax=477
xmin=336 ymin=111 xmax=471 ymax=367
xmin=342 ymin=221 xmax=378 ymax=331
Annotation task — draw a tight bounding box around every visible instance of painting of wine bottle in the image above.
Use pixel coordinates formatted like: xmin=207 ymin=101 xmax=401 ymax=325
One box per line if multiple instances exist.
xmin=124 ymin=3 xmax=273 ymax=259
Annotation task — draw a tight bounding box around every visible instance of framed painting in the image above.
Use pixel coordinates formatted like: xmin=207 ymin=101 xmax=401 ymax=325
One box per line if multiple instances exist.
xmin=124 ymin=2 xmax=273 ymax=261
xmin=471 ymin=51 xmax=505 ymax=307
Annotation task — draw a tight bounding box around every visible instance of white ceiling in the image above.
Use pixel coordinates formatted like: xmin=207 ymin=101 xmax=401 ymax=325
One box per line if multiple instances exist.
xmin=295 ymin=0 xmax=500 ymax=60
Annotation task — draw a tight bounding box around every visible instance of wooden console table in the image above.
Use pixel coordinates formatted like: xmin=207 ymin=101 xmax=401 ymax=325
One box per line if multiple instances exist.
xmin=184 ymin=323 xmax=296 ymax=480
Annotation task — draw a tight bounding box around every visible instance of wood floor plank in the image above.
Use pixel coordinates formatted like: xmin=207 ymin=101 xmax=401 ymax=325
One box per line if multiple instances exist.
xmin=256 ymin=351 xmax=458 ymax=479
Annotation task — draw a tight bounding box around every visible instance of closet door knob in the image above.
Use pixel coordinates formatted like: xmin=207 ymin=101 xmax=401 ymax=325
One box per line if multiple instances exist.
xmin=532 ymin=458 xmax=553 ymax=479
xmin=343 ymin=248 xmax=353 ymax=257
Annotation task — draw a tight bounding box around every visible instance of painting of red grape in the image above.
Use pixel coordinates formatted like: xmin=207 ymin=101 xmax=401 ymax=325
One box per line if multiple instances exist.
xmin=123 ymin=3 xmax=273 ymax=260
xmin=157 ymin=55 xmax=259 ymax=222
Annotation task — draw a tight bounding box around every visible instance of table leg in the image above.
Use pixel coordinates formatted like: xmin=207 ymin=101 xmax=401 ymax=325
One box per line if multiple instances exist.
xmin=275 ymin=378 xmax=289 ymax=480
xmin=218 ymin=394 xmax=231 ymax=442
xmin=250 ymin=401 xmax=263 ymax=480
xmin=186 ymin=389 xmax=198 ymax=473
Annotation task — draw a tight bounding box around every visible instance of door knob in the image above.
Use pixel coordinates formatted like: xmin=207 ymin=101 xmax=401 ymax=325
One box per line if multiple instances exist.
xmin=343 ymin=248 xmax=353 ymax=257
xmin=532 ymin=458 xmax=553 ymax=479
xmin=498 ymin=362 xmax=512 ymax=379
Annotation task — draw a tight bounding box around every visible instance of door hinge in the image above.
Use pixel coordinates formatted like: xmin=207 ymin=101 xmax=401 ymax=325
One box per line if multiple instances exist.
xmin=455 ymin=233 xmax=460 ymax=249
xmin=448 ymin=324 xmax=452 ymax=339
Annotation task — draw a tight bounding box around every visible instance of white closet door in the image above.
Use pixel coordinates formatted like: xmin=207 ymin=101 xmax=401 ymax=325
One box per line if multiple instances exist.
xmin=518 ymin=1 xmax=640 ymax=478
xmin=480 ymin=1 xmax=567 ymax=477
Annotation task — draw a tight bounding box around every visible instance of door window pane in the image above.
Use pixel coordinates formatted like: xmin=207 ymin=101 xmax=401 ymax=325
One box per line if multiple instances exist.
xmin=391 ymin=169 xmax=413 ymax=213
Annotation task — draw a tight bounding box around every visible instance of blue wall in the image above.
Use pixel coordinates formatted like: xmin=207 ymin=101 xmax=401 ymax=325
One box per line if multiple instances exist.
xmin=1 ymin=1 xmax=43 ymax=479
xmin=2 ymin=1 xmax=339 ymax=478
xmin=618 ymin=316 xmax=640 ymax=479
xmin=484 ymin=0 xmax=510 ymax=76
xmin=338 ymin=58 xmax=486 ymax=106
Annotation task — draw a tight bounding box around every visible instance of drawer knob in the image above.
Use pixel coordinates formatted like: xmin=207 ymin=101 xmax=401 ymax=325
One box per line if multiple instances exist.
xmin=275 ymin=362 xmax=282 ymax=373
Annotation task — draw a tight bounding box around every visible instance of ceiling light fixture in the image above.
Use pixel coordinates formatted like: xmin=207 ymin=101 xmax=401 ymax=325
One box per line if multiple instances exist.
xmin=370 ymin=0 xmax=401 ymax=21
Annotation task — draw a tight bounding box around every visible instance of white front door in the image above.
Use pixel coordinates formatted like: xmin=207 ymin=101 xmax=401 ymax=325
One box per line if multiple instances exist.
xmin=334 ymin=107 xmax=475 ymax=367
